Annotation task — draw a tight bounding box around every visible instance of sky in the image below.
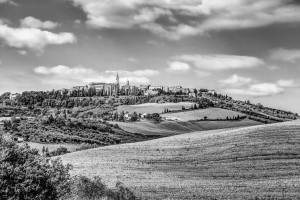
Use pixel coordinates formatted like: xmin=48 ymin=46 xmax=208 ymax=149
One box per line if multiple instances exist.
xmin=0 ymin=0 xmax=300 ymax=113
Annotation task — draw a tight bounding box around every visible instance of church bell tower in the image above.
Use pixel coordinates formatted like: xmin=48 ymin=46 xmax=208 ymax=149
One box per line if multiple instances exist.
xmin=116 ymin=73 xmax=119 ymax=86
xmin=116 ymin=73 xmax=119 ymax=96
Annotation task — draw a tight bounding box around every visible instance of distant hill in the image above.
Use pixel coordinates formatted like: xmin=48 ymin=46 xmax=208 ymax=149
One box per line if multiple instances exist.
xmin=161 ymin=107 xmax=245 ymax=121
xmin=114 ymin=119 xmax=262 ymax=137
xmin=61 ymin=120 xmax=300 ymax=200
xmin=117 ymin=102 xmax=195 ymax=114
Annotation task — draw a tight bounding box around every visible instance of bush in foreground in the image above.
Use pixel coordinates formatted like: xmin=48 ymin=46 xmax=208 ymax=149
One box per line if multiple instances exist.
xmin=65 ymin=176 xmax=141 ymax=200
xmin=0 ymin=133 xmax=141 ymax=200
xmin=0 ymin=135 xmax=72 ymax=200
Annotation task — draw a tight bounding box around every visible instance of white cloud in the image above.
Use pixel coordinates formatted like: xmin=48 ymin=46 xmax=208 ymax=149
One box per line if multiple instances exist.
xmin=268 ymin=65 xmax=281 ymax=70
xmin=220 ymin=74 xmax=252 ymax=86
xmin=20 ymin=17 xmax=59 ymax=29
xmin=106 ymin=69 xmax=159 ymax=77
xmin=70 ymin=0 xmax=300 ymax=39
xmin=34 ymin=65 xmax=94 ymax=75
xmin=74 ymin=20 xmax=81 ymax=24
xmin=174 ymin=54 xmax=264 ymax=71
xmin=17 ymin=50 xmax=27 ymax=55
xmin=270 ymin=48 xmax=300 ymax=63
xmin=141 ymin=23 xmax=202 ymax=40
xmin=167 ymin=61 xmax=191 ymax=71
xmin=71 ymin=0 xmax=201 ymax=29
xmin=146 ymin=40 xmax=164 ymax=46
xmin=277 ymin=79 xmax=298 ymax=88
xmin=221 ymin=76 xmax=298 ymax=97
xmin=0 ymin=22 xmax=76 ymax=51
xmin=34 ymin=66 xmax=157 ymax=88
xmin=194 ymin=70 xmax=211 ymax=77
xmin=225 ymin=83 xmax=284 ymax=97
xmin=128 ymin=57 xmax=138 ymax=63
xmin=0 ymin=0 xmax=16 ymax=5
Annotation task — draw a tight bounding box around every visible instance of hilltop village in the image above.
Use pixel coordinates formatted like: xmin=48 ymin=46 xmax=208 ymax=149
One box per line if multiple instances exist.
xmin=45 ymin=73 xmax=210 ymax=97
xmin=1 ymin=73 xmax=298 ymax=123
xmin=0 ymin=73 xmax=298 ymax=151
xmin=2 ymin=73 xmax=297 ymax=119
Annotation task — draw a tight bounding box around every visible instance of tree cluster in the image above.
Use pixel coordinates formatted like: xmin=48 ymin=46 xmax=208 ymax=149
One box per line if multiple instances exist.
xmin=0 ymin=133 xmax=141 ymax=200
xmin=0 ymin=136 xmax=72 ymax=200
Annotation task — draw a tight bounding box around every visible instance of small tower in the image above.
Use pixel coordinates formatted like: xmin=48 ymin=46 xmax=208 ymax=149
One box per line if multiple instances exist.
xmin=126 ymin=79 xmax=129 ymax=86
xmin=116 ymin=73 xmax=119 ymax=86
xmin=116 ymin=73 xmax=120 ymax=96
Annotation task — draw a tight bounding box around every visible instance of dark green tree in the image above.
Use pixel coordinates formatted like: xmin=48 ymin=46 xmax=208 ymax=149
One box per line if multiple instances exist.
xmin=0 ymin=136 xmax=72 ymax=200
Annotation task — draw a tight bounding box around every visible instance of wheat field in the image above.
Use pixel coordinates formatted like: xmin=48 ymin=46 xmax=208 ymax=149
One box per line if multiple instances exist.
xmin=60 ymin=120 xmax=300 ymax=199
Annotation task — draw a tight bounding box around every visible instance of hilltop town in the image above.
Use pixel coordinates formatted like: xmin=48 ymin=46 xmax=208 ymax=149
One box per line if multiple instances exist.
xmin=8 ymin=73 xmax=210 ymax=99
xmin=0 ymin=73 xmax=298 ymax=147
xmin=1 ymin=73 xmax=297 ymax=121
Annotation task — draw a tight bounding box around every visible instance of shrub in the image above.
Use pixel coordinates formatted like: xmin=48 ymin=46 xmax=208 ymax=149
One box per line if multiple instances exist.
xmin=47 ymin=146 xmax=70 ymax=157
xmin=113 ymin=181 xmax=141 ymax=200
xmin=0 ymin=133 xmax=142 ymax=200
xmin=75 ymin=143 xmax=99 ymax=151
xmin=65 ymin=176 xmax=141 ymax=200
xmin=0 ymin=135 xmax=72 ymax=200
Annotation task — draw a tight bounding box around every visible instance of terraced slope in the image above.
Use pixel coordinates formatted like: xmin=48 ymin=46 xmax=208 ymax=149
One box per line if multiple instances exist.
xmin=61 ymin=120 xmax=300 ymax=200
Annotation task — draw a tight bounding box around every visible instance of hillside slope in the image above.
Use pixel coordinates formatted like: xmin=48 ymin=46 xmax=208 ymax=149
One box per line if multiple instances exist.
xmin=114 ymin=119 xmax=262 ymax=136
xmin=161 ymin=107 xmax=245 ymax=121
xmin=60 ymin=120 xmax=300 ymax=200
xmin=117 ymin=102 xmax=195 ymax=114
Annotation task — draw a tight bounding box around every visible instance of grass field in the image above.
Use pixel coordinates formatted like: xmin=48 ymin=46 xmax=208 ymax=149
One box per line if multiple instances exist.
xmin=60 ymin=120 xmax=300 ymax=199
xmin=117 ymin=102 xmax=195 ymax=114
xmin=114 ymin=119 xmax=262 ymax=136
xmin=162 ymin=108 xmax=246 ymax=121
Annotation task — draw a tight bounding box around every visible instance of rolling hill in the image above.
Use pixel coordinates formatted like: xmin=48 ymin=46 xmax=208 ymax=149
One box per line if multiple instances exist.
xmin=60 ymin=120 xmax=300 ymax=199
xmin=114 ymin=119 xmax=262 ymax=137
xmin=117 ymin=102 xmax=195 ymax=114
xmin=161 ymin=107 xmax=245 ymax=121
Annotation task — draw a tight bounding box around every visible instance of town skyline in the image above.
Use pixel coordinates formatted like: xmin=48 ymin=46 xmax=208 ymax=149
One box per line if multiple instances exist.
xmin=7 ymin=72 xmax=215 ymax=99
xmin=0 ymin=0 xmax=300 ymax=113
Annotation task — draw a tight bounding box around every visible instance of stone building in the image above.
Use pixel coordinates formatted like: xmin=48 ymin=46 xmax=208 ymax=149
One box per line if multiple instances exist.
xmin=9 ymin=93 xmax=20 ymax=100
xmin=121 ymin=79 xmax=139 ymax=95
xmin=88 ymin=73 xmax=120 ymax=96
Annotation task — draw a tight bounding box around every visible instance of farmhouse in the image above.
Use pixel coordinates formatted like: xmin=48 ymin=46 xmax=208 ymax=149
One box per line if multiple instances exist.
xmin=0 ymin=121 xmax=4 ymax=130
xmin=169 ymin=86 xmax=183 ymax=93
xmin=124 ymin=113 xmax=132 ymax=121
xmin=145 ymin=90 xmax=159 ymax=96
xmin=141 ymin=113 xmax=148 ymax=119
xmin=12 ymin=137 xmax=24 ymax=143
xmin=138 ymin=85 xmax=150 ymax=93
xmin=9 ymin=93 xmax=20 ymax=100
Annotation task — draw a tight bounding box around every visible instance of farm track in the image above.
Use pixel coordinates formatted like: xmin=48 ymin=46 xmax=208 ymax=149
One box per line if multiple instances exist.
xmin=61 ymin=120 xmax=300 ymax=199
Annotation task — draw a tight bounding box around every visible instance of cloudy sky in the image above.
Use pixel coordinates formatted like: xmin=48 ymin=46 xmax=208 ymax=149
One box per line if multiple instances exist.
xmin=0 ymin=0 xmax=300 ymax=112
